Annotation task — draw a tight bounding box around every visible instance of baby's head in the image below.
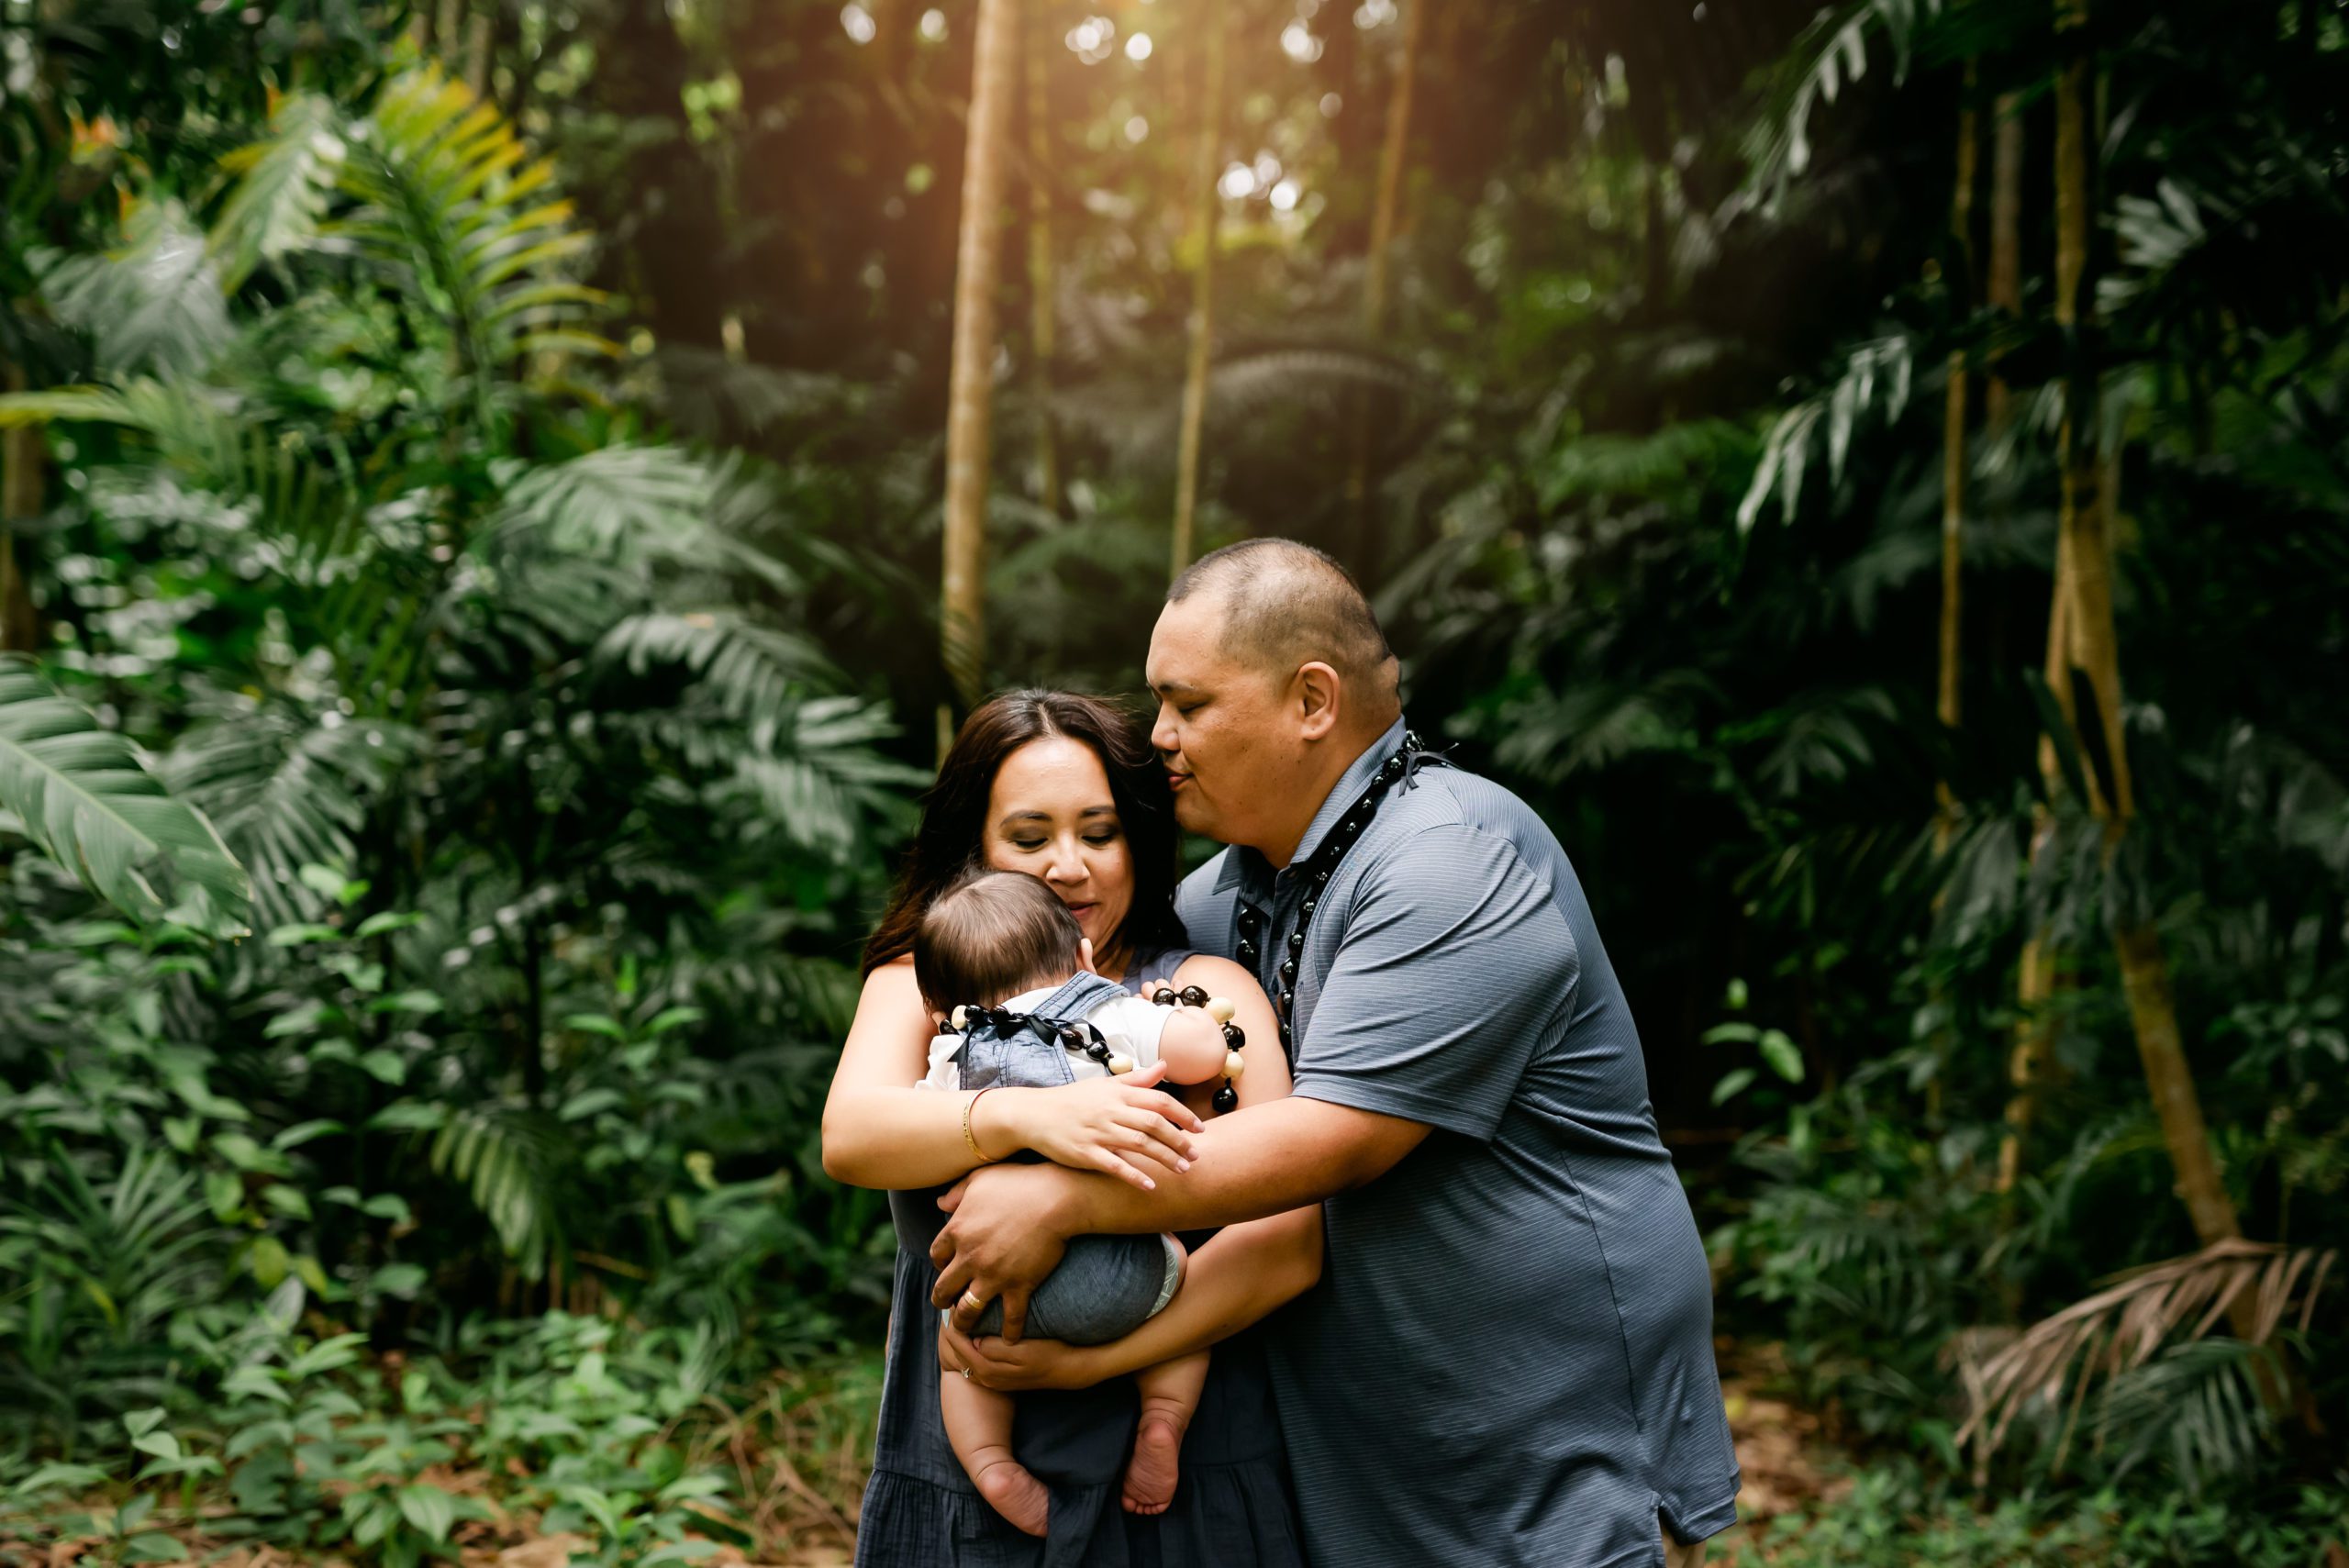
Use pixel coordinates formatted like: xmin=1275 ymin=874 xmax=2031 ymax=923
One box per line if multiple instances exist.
xmin=914 ymin=870 xmax=1086 ymax=1017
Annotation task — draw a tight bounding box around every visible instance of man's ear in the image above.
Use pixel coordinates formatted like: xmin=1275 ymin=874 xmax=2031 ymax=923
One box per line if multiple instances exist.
xmin=1296 ymin=661 xmax=1342 ymax=741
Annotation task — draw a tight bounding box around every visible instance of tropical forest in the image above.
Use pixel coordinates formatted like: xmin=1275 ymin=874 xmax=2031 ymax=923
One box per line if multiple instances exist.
xmin=0 ymin=0 xmax=2343 ymax=1562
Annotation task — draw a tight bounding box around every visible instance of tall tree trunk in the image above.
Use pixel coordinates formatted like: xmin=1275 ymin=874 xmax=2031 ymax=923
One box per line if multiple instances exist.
xmin=1928 ymin=76 xmax=1979 ymax=1129
xmin=941 ymin=0 xmax=1019 ymax=738
xmin=2 ymin=363 xmax=41 ymax=651
xmin=1025 ymin=5 xmax=1064 ymax=517
xmin=2050 ymin=0 xmax=2245 ymax=1276
xmin=1341 ymin=0 xmax=1428 ymax=539
xmin=1936 ymin=80 xmax=1980 ymax=851
xmin=1169 ymin=0 xmax=1228 ymax=580
xmin=1988 ymin=90 xmax=2051 ymax=1197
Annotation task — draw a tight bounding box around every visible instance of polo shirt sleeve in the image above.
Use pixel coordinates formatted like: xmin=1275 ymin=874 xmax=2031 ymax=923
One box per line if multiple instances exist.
xmin=1291 ymin=821 xmax=1576 ymax=1141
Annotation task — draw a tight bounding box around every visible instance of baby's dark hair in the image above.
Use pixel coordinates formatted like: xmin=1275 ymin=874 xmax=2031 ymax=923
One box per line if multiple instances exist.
xmin=914 ymin=871 xmax=1086 ymax=1013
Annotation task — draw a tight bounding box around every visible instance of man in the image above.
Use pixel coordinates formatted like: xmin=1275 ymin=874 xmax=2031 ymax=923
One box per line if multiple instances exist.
xmin=932 ymin=539 xmax=1738 ymax=1565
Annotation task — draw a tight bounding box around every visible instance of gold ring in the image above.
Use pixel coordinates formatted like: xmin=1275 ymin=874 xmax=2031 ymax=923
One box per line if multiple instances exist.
xmin=961 ymin=1364 xmax=972 ymax=1380
xmin=960 ymin=1290 xmax=985 ymax=1311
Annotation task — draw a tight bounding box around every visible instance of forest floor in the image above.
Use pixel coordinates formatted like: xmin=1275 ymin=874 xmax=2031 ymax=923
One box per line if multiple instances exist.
xmin=18 ymin=1341 xmax=1851 ymax=1568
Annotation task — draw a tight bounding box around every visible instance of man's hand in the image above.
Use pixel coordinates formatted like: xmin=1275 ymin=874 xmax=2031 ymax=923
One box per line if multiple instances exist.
xmin=930 ymin=1162 xmax=1085 ymax=1340
xmin=938 ymin=1318 xmax=1102 ymax=1392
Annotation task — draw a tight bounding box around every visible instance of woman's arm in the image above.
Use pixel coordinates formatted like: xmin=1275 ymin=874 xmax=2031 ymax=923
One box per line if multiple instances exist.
xmin=821 ymin=961 xmax=1008 ymax=1190
xmin=942 ymin=1205 xmax=1324 ymax=1391
xmin=821 ymin=961 xmax=1208 ymax=1192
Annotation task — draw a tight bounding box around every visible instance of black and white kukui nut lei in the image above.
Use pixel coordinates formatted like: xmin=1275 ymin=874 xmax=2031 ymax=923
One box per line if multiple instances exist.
xmin=1235 ymin=730 xmax=1447 ymax=1057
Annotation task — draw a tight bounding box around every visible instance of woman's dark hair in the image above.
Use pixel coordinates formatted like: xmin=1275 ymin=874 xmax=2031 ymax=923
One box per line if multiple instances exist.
xmin=863 ymin=689 xmax=1188 ymax=975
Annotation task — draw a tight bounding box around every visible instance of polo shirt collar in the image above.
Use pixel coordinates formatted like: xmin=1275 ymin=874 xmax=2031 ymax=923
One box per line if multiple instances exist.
xmin=1212 ymin=716 xmax=1411 ymax=895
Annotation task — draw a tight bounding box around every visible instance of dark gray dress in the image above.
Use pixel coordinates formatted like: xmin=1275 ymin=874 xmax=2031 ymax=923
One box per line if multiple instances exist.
xmin=853 ymin=948 xmax=1305 ymax=1568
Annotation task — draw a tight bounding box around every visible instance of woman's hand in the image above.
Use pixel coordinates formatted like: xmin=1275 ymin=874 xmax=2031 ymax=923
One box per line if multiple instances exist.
xmin=939 ymin=1318 xmax=1105 ymax=1392
xmin=1001 ymin=1062 xmax=1206 ymax=1192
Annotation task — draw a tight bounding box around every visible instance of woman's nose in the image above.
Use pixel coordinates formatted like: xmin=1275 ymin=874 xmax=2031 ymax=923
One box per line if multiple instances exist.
xmin=1043 ymin=851 xmax=1085 ymax=884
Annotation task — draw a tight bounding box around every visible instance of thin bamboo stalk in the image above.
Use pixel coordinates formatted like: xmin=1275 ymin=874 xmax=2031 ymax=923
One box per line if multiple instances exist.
xmin=1169 ymin=0 xmax=1227 ymax=579
xmin=940 ymin=0 xmax=1022 ymax=728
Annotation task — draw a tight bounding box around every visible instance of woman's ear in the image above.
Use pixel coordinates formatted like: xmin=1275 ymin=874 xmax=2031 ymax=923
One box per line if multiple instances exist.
xmin=1077 ymin=937 xmax=1098 ymax=975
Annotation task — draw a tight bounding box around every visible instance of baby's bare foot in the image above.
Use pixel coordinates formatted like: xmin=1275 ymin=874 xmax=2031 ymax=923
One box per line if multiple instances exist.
xmin=1121 ymin=1410 xmax=1185 ymax=1516
xmin=974 ymin=1457 xmax=1051 ymax=1537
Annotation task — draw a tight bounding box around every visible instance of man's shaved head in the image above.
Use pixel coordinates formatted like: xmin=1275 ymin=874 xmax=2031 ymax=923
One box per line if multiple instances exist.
xmin=1167 ymin=539 xmax=1400 ymax=714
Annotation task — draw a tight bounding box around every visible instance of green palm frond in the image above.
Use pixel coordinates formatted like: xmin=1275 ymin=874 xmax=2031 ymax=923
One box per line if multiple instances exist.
xmin=333 ymin=64 xmax=614 ymax=411
xmin=166 ymin=699 xmax=417 ymax=928
xmin=1741 ymin=0 xmax=1945 ymax=207
xmin=210 ymin=91 xmax=349 ymax=294
xmin=1740 ymin=333 xmax=1918 ymax=531
xmin=727 ymin=695 xmax=927 ymax=860
xmin=2094 ymin=1338 xmax=2284 ymax=1492
xmin=1464 ymin=670 xmax=1717 ymax=785
xmin=0 ymin=660 xmax=251 ymax=937
xmin=429 ymin=1105 xmax=562 ymax=1279
xmin=32 ymin=202 xmax=233 ymax=378
xmin=596 ymin=611 xmax=835 ymax=725
xmin=495 ymin=445 xmax=722 ymax=562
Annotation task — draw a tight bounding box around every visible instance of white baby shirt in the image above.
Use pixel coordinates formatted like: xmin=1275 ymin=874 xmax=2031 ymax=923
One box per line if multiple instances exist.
xmin=918 ymin=985 xmax=1172 ymax=1091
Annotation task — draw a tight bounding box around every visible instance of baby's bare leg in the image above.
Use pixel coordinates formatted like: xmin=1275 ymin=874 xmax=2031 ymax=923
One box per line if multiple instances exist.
xmin=1122 ymin=1235 xmax=1201 ymax=1516
xmin=941 ymin=1362 xmax=1049 ymax=1536
xmin=1122 ymin=1350 xmax=1210 ymax=1516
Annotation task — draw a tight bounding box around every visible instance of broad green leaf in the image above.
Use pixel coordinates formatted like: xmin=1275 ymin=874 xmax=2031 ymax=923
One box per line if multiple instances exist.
xmin=273 ymin=1118 xmax=346 ymax=1151
xmin=120 ymin=1534 xmax=187 ymax=1563
xmin=1758 ymin=1029 xmax=1806 ymax=1084
xmin=396 ymin=1484 xmax=457 ymax=1542
xmin=0 ymin=660 xmax=251 ymax=937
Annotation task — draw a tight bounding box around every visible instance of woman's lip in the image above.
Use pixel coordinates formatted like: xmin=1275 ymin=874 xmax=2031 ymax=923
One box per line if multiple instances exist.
xmin=1167 ymin=773 xmax=1190 ymax=790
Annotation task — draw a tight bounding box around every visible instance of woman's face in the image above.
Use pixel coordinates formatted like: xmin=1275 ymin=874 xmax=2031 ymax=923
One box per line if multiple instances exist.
xmin=982 ymin=736 xmax=1136 ymax=968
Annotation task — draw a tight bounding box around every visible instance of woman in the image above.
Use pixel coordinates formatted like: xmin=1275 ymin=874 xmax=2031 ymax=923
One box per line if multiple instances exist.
xmin=823 ymin=690 xmax=1318 ymax=1565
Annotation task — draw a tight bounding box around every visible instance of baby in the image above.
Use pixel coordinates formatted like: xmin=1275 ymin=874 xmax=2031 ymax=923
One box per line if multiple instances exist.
xmin=914 ymin=871 xmax=1243 ymax=1536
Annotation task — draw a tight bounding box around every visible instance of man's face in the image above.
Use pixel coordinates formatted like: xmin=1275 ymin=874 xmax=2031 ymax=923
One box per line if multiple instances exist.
xmin=1146 ymin=594 xmax=1297 ymax=849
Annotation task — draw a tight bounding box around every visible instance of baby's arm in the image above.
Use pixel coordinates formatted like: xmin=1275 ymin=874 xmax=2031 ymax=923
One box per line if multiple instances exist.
xmin=1154 ymin=1008 xmax=1232 ymax=1085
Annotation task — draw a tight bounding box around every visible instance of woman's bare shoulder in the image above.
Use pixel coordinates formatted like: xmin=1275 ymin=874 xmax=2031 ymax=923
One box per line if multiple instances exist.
xmin=1172 ymin=951 xmax=1266 ymax=1000
xmin=858 ymin=956 xmax=920 ymax=1003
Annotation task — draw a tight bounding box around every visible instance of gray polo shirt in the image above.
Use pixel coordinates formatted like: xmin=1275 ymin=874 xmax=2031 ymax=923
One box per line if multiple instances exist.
xmin=1176 ymin=717 xmax=1738 ymax=1566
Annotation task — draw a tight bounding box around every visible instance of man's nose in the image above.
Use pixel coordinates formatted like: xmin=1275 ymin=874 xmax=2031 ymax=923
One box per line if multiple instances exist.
xmin=1150 ymin=707 xmax=1177 ymax=757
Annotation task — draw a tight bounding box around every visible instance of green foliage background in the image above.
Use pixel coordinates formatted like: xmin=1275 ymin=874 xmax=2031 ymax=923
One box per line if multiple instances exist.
xmin=1 ymin=0 xmax=2344 ymax=1562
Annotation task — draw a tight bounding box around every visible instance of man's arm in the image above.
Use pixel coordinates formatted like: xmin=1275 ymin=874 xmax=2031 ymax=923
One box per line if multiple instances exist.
xmin=930 ymin=1095 xmax=1426 ymax=1334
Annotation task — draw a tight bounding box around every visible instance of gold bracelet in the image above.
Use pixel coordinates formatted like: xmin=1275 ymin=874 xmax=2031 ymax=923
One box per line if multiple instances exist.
xmin=963 ymin=1086 xmax=1001 ymax=1164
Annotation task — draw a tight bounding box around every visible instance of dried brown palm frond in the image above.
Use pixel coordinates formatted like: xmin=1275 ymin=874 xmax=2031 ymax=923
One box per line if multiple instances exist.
xmin=1954 ymin=1238 xmax=2335 ymax=1475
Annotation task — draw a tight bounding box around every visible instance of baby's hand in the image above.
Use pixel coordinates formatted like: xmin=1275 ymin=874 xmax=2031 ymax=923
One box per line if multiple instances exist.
xmin=1008 ymin=1063 xmax=1206 ymax=1191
